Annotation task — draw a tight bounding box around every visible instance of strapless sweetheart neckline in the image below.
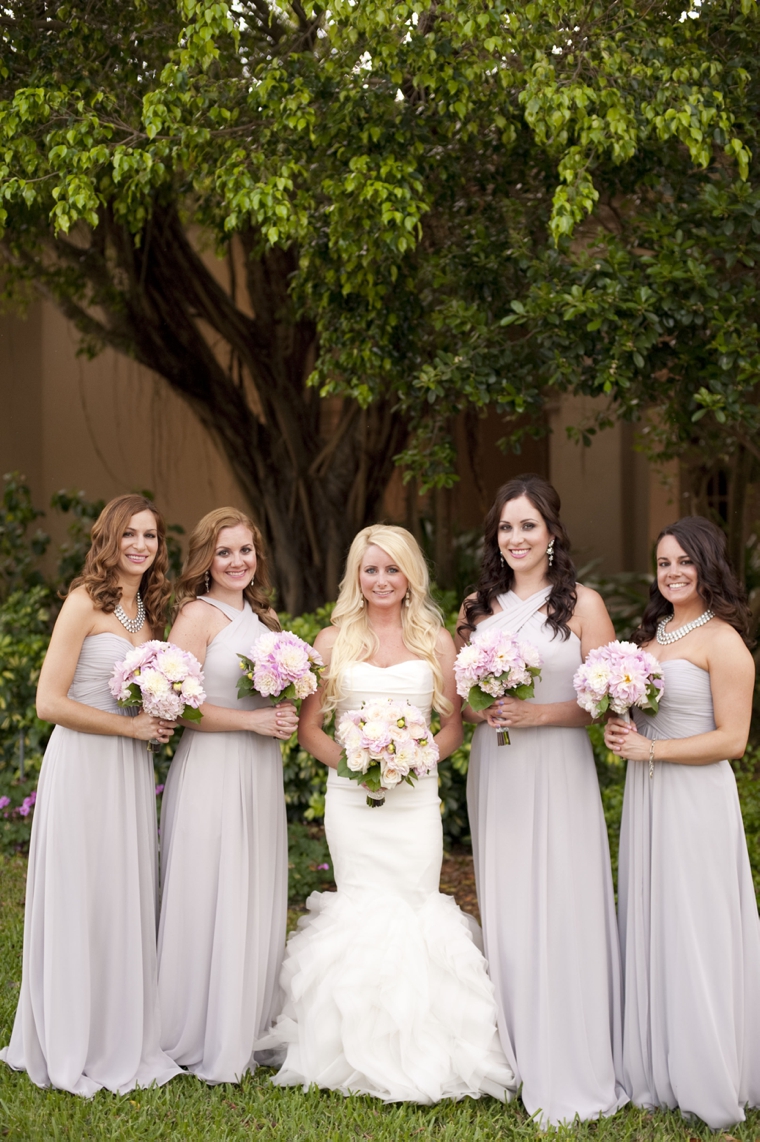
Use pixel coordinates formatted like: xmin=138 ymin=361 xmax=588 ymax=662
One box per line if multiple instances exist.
xmin=355 ymin=659 xmax=428 ymax=671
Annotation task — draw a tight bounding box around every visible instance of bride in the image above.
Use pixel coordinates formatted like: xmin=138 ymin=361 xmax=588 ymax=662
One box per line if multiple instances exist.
xmin=261 ymin=525 xmax=515 ymax=1104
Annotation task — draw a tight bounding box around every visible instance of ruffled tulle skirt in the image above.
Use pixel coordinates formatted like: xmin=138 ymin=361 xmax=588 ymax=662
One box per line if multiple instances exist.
xmin=260 ymin=771 xmax=514 ymax=1104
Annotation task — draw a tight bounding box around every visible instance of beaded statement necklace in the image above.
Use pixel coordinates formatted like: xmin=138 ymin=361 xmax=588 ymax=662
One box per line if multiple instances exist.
xmin=656 ymin=609 xmax=714 ymax=645
xmin=114 ymin=591 xmax=146 ymax=634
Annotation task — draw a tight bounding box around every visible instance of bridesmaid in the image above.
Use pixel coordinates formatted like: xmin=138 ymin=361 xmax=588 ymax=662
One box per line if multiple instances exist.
xmin=458 ymin=474 xmax=626 ymax=1127
xmin=606 ymin=516 xmax=760 ymax=1128
xmin=0 ymin=495 xmax=181 ymax=1095
xmin=156 ymin=507 xmax=293 ymax=1084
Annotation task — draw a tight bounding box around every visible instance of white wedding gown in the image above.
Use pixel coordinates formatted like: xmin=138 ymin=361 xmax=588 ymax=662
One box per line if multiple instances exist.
xmin=261 ymin=660 xmax=515 ymax=1104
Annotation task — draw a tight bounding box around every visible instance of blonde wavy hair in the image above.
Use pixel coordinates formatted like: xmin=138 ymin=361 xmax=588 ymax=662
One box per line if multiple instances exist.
xmin=173 ymin=507 xmax=280 ymax=632
xmin=322 ymin=524 xmax=451 ymax=716
xmin=65 ymin=494 xmax=171 ymax=632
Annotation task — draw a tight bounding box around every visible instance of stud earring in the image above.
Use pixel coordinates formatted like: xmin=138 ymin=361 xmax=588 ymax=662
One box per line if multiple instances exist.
xmin=546 ymin=539 xmax=555 ymax=567
xmin=204 ymin=570 xmax=210 ymax=592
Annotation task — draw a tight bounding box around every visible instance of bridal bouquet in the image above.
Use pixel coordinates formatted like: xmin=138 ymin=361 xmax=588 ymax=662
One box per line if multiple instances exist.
xmin=109 ymin=641 xmax=206 ymax=752
xmin=454 ymin=628 xmax=543 ymax=745
xmin=237 ymin=630 xmax=324 ymax=704
xmin=336 ymin=698 xmax=439 ymax=807
xmin=573 ymin=640 xmax=664 ymax=720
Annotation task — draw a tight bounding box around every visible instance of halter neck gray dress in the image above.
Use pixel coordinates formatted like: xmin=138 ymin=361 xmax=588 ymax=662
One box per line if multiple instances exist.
xmin=0 ymin=633 xmax=182 ymax=1095
xmin=156 ymin=598 xmax=288 ymax=1084
xmin=467 ymin=588 xmax=626 ymax=1126
xmin=621 ymin=659 xmax=760 ymax=1128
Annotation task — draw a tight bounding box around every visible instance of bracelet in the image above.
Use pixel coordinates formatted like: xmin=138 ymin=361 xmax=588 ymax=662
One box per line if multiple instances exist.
xmin=648 ymin=738 xmax=656 ymax=779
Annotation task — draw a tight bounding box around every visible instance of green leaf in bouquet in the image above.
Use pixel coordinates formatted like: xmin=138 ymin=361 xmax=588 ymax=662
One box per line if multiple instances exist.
xmin=117 ymin=681 xmax=143 ymax=709
xmin=182 ymin=706 xmax=203 ymax=724
xmin=337 ymin=754 xmax=355 ymax=780
xmin=466 ymin=685 xmax=496 ymax=713
xmin=509 ymin=681 xmax=535 ymax=701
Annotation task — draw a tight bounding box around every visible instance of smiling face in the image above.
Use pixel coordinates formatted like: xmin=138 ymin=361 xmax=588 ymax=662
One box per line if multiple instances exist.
xmin=209 ymin=524 xmax=257 ymax=594
xmin=359 ymin=544 xmax=409 ymax=610
xmin=656 ymin=534 xmax=701 ymax=610
xmin=119 ymin=510 xmax=159 ymax=580
xmin=497 ymin=494 xmax=553 ymax=576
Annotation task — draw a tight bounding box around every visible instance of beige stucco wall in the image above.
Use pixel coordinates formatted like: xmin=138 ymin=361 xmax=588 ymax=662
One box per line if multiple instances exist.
xmin=0 ymin=300 xmax=245 ymax=557
xmin=1 ymin=297 xmax=663 ymax=579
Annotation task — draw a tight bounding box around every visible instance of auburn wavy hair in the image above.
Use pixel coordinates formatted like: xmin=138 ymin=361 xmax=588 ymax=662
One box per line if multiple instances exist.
xmin=322 ymin=524 xmax=452 ymax=717
xmin=65 ymin=494 xmax=171 ymax=631
xmin=634 ymin=516 xmax=752 ymax=647
xmin=173 ymin=507 xmax=280 ymax=632
xmin=460 ymin=474 xmax=577 ymax=641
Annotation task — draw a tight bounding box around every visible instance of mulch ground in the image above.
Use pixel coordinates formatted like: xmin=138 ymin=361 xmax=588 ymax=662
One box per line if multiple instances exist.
xmin=440 ymin=846 xmax=480 ymax=923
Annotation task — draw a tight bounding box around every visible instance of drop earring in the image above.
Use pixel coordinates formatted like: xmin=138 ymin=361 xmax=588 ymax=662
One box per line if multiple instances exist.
xmin=204 ymin=570 xmax=210 ymax=592
xmin=546 ymin=539 xmax=555 ymax=567
xmin=404 ymin=590 xmax=411 ymax=607
xmin=500 ymin=552 xmax=506 ymax=568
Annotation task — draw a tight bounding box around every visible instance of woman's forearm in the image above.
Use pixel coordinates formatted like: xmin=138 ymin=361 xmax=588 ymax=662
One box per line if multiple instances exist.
xmin=180 ymin=703 xmax=257 ymax=733
xmin=533 ymin=699 xmax=594 ymax=728
xmin=298 ymin=723 xmax=342 ymax=769
xmin=434 ymin=722 xmax=464 ymax=762
xmin=650 ymin=728 xmax=748 ymax=766
xmin=36 ymin=694 xmax=135 ymax=738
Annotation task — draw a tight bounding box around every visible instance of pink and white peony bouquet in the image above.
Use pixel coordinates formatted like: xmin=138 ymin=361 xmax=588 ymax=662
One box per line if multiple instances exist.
xmin=109 ymin=640 xmax=206 ymax=751
xmin=454 ymin=627 xmax=543 ymax=744
xmin=237 ymin=629 xmax=324 ymax=704
xmin=573 ymin=640 xmax=664 ymax=720
xmin=336 ymin=698 xmax=439 ymax=807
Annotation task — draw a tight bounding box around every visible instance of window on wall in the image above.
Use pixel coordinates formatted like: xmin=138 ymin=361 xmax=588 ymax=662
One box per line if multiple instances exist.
xmin=706 ymin=469 xmax=729 ymax=523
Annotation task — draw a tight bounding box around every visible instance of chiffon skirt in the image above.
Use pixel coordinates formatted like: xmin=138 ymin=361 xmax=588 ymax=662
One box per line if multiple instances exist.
xmin=0 ymin=725 xmax=181 ymax=1096
xmin=157 ymin=727 xmax=288 ymax=1084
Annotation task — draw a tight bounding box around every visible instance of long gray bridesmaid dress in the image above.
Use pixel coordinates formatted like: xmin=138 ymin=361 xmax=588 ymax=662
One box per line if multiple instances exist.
xmin=467 ymin=587 xmax=626 ymax=1127
xmin=620 ymin=659 xmax=760 ymax=1129
xmin=0 ymin=633 xmax=182 ymax=1095
xmin=156 ymin=597 xmax=288 ymax=1084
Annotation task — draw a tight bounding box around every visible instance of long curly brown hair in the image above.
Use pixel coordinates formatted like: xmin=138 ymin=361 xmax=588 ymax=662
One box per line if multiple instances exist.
xmin=173 ymin=507 xmax=280 ymax=632
xmin=634 ymin=516 xmax=752 ymax=646
xmin=460 ymin=474 xmax=577 ymax=641
xmin=65 ymin=494 xmax=171 ymax=632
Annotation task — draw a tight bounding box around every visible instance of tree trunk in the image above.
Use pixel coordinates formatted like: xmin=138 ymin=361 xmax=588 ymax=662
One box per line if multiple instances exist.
xmin=36 ymin=205 xmax=407 ymax=612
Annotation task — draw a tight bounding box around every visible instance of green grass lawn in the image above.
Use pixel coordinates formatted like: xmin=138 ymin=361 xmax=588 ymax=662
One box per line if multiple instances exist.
xmin=2 ymin=854 xmax=760 ymax=1142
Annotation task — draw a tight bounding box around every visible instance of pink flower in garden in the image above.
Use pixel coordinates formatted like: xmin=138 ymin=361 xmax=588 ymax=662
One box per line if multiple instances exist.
xmin=0 ymin=795 xmax=10 ymax=810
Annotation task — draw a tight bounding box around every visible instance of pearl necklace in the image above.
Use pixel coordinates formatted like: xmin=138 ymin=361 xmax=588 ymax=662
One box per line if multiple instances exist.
xmin=656 ymin=609 xmax=714 ymax=645
xmin=114 ymin=592 xmax=145 ymax=634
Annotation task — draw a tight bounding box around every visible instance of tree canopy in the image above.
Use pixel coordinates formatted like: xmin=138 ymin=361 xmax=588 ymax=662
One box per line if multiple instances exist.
xmin=1 ymin=1 xmax=759 ymax=602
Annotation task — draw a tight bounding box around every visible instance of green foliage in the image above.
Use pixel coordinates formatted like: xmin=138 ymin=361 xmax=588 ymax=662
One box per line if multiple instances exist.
xmin=50 ymin=488 xmax=106 ymax=588
xmin=286 ymin=821 xmax=334 ymax=903
xmin=0 ymin=474 xmax=49 ymax=600
xmin=1 ymin=2 xmax=759 ymax=497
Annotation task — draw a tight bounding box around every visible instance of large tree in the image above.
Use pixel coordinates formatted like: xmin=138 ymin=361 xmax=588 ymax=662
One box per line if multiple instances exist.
xmin=0 ymin=1 xmax=757 ymax=607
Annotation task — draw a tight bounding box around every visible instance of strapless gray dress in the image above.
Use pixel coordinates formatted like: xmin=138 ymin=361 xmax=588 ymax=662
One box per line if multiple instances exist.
xmin=0 ymin=633 xmax=182 ymax=1095
xmin=621 ymin=659 xmax=760 ymax=1128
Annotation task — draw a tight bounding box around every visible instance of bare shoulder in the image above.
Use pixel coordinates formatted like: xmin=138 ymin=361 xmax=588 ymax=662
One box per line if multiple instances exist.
xmin=54 ymin=586 xmax=98 ymax=629
xmin=436 ymin=626 xmax=456 ymax=655
xmin=172 ymin=598 xmax=226 ymax=641
xmin=314 ymin=625 xmax=338 ymax=653
xmin=573 ymin=583 xmax=607 ymax=616
xmin=708 ymin=619 xmax=754 ymax=670
xmin=176 ymin=598 xmax=217 ymax=626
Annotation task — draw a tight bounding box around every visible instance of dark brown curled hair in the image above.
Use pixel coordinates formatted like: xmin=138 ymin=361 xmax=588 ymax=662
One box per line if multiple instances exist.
xmin=173 ymin=507 xmax=280 ymax=632
xmin=634 ymin=516 xmax=752 ymax=647
xmin=65 ymin=494 xmax=171 ymax=632
xmin=460 ymin=474 xmax=577 ymax=641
